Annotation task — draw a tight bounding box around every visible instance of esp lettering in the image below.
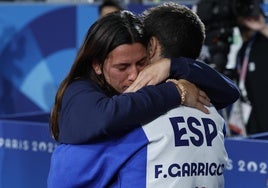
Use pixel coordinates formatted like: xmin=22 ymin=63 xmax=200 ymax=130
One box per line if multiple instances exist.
xmin=169 ymin=116 xmax=217 ymax=147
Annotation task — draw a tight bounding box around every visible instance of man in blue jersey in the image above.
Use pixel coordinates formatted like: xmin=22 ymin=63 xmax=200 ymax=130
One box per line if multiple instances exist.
xmin=117 ymin=3 xmax=228 ymax=187
xmin=48 ymin=3 xmax=239 ymax=188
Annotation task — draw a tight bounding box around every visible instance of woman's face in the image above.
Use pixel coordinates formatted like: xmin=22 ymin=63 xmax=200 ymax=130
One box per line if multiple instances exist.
xmin=93 ymin=43 xmax=148 ymax=93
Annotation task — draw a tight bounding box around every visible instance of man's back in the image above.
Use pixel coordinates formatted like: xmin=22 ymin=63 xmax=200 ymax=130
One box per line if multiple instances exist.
xmin=118 ymin=106 xmax=227 ymax=188
xmin=48 ymin=106 xmax=227 ymax=188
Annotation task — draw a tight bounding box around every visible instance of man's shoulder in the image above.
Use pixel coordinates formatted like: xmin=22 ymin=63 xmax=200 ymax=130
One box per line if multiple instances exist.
xmin=164 ymin=105 xmax=220 ymax=118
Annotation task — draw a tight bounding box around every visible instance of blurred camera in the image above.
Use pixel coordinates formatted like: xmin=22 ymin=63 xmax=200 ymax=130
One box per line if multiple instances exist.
xmin=232 ymin=0 xmax=263 ymax=17
xmin=196 ymin=0 xmax=263 ymax=76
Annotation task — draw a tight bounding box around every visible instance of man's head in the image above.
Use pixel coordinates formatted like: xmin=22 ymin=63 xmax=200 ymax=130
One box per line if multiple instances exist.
xmin=142 ymin=2 xmax=206 ymax=62
xmin=98 ymin=0 xmax=124 ymax=18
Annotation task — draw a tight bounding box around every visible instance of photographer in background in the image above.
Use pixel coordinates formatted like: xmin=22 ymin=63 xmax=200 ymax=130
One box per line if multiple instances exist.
xmin=234 ymin=0 xmax=268 ymax=135
xmin=198 ymin=0 xmax=268 ymax=135
xmin=196 ymin=0 xmax=243 ymax=136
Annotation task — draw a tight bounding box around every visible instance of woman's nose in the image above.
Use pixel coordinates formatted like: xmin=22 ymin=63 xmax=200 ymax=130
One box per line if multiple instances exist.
xmin=128 ymin=66 xmax=139 ymax=81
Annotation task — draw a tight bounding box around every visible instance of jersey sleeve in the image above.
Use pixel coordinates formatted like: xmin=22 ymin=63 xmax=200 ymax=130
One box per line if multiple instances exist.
xmin=169 ymin=57 xmax=240 ymax=109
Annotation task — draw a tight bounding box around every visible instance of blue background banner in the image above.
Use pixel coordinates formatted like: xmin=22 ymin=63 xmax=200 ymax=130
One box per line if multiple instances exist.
xmin=225 ymin=135 xmax=268 ymax=188
xmin=0 ymin=112 xmax=56 ymax=188
xmin=0 ymin=4 xmax=99 ymax=187
xmin=0 ymin=3 xmax=98 ymax=115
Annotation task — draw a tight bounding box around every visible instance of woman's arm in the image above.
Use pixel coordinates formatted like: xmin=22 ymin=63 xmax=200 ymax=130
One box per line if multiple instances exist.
xmin=58 ymin=80 xmax=180 ymax=144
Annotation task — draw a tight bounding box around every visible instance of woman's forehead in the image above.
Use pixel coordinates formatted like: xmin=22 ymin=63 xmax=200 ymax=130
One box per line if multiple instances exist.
xmin=106 ymin=43 xmax=147 ymax=63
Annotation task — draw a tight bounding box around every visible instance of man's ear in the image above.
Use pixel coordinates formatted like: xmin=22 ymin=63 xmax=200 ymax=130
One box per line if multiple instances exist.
xmin=92 ymin=60 xmax=102 ymax=75
xmin=148 ymin=36 xmax=158 ymax=59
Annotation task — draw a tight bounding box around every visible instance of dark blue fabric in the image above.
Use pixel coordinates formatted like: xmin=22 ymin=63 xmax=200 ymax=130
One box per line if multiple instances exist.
xmin=48 ymin=127 xmax=148 ymax=188
xmin=58 ymin=80 xmax=180 ymax=144
xmin=170 ymin=57 xmax=240 ymax=109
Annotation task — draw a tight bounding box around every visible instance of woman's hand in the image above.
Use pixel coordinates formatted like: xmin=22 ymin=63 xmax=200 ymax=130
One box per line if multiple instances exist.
xmin=124 ymin=57 xmax=211 ymax=114
xmin=168 ymin=79 xmax=211 ymax=114
xmin=125 ymin=58 xmax=171 ymax=93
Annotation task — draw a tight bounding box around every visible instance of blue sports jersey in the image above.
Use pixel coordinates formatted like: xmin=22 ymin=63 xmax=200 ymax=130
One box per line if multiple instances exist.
xmin=118 ymin=106 xmax=227 ymax=188
xmin=48 ymin=106 xmax=227 ymax=188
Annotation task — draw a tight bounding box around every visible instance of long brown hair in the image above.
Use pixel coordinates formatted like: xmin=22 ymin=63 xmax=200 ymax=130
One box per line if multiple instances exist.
xmin=49 ymin=11 xmax=149 ymax=141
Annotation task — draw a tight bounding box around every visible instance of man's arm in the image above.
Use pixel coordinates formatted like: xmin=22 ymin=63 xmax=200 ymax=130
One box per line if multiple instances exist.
xmin=170 ymin=57 xmax=240 ymax=109
xmin=126 ymin=57 xmax=240 ymax=110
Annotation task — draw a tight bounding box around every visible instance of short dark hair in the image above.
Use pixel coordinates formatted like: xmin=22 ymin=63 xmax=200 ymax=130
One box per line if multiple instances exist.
xmin=142 ymin=2 xmax=205 ymax=59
